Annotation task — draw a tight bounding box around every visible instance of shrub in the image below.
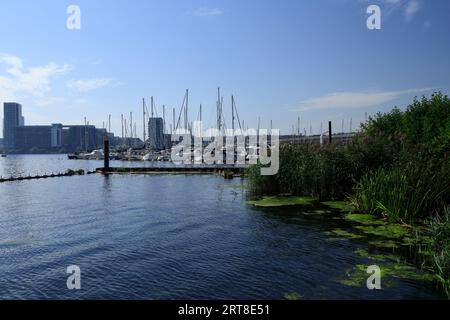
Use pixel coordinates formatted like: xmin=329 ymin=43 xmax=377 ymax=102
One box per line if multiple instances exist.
xmin=427 ymin=207 xmax=450 ymax=297
xmin=351 ymin=158 xmax=450 ymax=223
xmin=247 ymin=144 xmax=356 ymax=200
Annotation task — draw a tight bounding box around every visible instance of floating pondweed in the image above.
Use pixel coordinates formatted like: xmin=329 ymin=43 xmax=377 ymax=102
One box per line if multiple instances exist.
xmin=247 ymin=196 xmax=316 ymax=207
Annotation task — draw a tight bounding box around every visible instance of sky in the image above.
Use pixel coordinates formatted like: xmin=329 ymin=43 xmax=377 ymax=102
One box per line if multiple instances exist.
xmin=1 ymin=0 xmax=450 ymax=138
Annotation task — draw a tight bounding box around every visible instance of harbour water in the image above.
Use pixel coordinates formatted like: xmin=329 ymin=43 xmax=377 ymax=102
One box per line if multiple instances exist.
xmin=0 ymin=155 xmax=443 ymax=299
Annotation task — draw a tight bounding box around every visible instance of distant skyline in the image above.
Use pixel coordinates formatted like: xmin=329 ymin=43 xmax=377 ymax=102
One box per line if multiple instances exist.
xmin=1 ymin=0 xmax=450 ymax=138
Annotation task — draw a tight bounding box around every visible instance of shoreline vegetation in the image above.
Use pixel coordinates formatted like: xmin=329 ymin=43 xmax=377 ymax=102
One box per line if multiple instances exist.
xmin=247 ymin=92 xmax=450 ymax=297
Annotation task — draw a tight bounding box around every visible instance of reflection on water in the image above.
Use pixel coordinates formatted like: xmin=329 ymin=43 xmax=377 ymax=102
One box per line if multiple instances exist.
xmin=0 ymin=155 xmax=443 ymax=299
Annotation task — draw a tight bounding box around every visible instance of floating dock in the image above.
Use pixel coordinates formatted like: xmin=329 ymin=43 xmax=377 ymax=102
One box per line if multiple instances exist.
xmin=96 ymin=164 xmax=247 ymax=175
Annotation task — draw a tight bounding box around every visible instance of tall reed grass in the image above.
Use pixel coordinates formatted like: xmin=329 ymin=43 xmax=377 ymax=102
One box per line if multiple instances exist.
xmin=351 ymin=159 xmax=450 ymax=223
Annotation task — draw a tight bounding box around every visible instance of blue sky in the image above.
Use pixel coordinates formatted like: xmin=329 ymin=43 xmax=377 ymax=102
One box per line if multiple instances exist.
xmin=1 ymin=0 xmax=450 ymax=137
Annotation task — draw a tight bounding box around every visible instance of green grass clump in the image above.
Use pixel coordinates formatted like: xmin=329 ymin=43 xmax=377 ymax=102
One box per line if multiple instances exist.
xmin=351 ymin=159 xmax=450 ymax=224
xmin=424 ymin=208 xmax=450 ymax=296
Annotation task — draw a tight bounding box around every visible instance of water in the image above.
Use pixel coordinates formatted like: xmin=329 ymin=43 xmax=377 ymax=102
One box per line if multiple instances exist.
xmin=0 ymin=155 xmax=443 ymax=299
xmin=0 ymin=154 xmax=171 ymax=178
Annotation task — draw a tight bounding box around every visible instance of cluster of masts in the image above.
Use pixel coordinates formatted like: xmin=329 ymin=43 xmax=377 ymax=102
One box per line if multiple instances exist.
xmin=93 ymin=89 xmax=370 ymax=145
xmin=169 ymin=87 xmax=245 ymax=137
xmin=107 ymin=87 xmax=248 ymax=143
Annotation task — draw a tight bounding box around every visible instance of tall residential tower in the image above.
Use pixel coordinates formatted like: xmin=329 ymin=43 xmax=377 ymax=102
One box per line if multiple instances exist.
xmin=3 ymin=102 xmax=24 ymax=148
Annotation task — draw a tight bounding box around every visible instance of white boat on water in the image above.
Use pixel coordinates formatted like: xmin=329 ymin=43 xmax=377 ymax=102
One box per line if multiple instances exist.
xmin=68 ymin=149 xmax=104 ymax=160
xmin=142 ymin=153 xmax=153 ymax=161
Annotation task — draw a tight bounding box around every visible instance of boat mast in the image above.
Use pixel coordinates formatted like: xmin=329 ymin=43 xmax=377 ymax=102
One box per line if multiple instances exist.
xmin=231 ymin=96 xmax=235 ymax=132
xmin=143 ymin=98 xmax=146 ymax=143
xmin=121 ymin=114 xmax=124 ymax=140
xmin=163 ymin=104 xmax=166 ymax=134
xmin=172 ymin=107 xmax=175 ymax=134
xmin=130 ymin=112 xmax=133 ymax=147
xmin=185 ymin=89 xmax=189 ymax=131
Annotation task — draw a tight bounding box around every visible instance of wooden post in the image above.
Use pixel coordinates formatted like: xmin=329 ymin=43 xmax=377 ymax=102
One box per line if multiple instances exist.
xmin=104 ymin=134 xmax=110 ymax=171
xmin=328 ymin=121 xmax=332 ymax=144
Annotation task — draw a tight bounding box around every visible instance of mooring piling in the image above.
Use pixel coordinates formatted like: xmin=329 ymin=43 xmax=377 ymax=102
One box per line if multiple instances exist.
xmin=328 ymin=121 xmax=332 ymax=144
xmin=104 ymin=134 xmax=110 ymax=171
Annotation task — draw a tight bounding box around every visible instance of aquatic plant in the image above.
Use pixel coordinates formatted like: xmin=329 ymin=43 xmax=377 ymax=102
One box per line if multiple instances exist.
xmin=284 ymin=292 xmax=303 ymax=300
xmin=426 ymin=207 xmax=450 ymax=296
xmin=247 ymin=196 xmax=315 ymax=208
xmin=351 ymin=159 xmax=450 ymax=223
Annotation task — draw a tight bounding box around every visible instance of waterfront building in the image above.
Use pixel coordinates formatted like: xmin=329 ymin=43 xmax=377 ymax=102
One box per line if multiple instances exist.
xmin=3 ymin=102 xmax=24 ymax=148
xmin=13 ymin=124 xmax=105 ymax=152
xmin=163 ymin=133 xmax=172 ymax=149
xmin=3 ymin=103 xmax=117 ymax=152
xmin=60 ymin=125 xmax=101 ymax=151
xmin=13 ymin=125 xmax=53 ymax=149
xmin=51 ymin=124 xmax=63 ymax=148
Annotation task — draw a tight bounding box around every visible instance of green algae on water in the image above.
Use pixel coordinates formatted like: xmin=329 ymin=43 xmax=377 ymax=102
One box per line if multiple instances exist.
xmin=322 ymin=201 xmax=353 ymax=212
xmin=324 ymin=228 xmax=364 ymax=239
xmin=338 ymin=262 xmax=435 ymax=288
xmin=355 ymin=224 xmax=411 ymax=239
xmin=284 ymin=292 xmax=303 ymax=300
xmin=247 ymin=196 xmax=315 ymax=208
xmin=369 ymin=240 xmax=400 ymax=249
xmin=345 ymin=213 xmax=385 ymax=225
xmin=354 ymin=249 xmax=400 ymax=263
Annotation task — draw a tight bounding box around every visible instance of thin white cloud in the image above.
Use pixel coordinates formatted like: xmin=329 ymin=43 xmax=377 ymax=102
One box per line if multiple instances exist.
xmin=67 ymin=78 xmax=114 ymax=92
xmin=368 ymin=0 xmax=423 ymax=22
xmin=191 ymin=7 xmax=223 ymax=17
xmin=294 ymin=87 xmax=437 ymax=111
xmin=404 ymin=0 xmax=421 ymax=22
xmin=0 ymin=54 xmax=71 ymax=103
xmin=35 ymin=96 xmax=65 ymax=107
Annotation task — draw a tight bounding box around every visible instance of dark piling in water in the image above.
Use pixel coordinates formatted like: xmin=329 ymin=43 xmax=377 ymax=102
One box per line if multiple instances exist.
xmin=103 ymin=136 xmax=110 ymax=172
xmin=329 ymin=121 xmax=332 ymax=144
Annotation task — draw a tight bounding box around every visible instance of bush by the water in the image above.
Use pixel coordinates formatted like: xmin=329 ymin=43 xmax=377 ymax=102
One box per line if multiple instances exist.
xmin=427 ymin=207 xmax=450 ymax=297
xmin=247 ymin=143 xmax=356 ymax=200
xmin=351 ymin=158 xmax=450 ymax=224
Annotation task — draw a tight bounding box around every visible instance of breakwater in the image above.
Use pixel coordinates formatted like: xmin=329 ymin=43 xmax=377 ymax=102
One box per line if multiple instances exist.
xmin=0 ymin=169 xmax=96 ymax=183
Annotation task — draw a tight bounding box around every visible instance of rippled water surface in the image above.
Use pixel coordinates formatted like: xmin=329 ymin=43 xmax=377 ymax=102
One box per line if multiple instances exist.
xmin=0 ymin=155 xmax=443 ymax=299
